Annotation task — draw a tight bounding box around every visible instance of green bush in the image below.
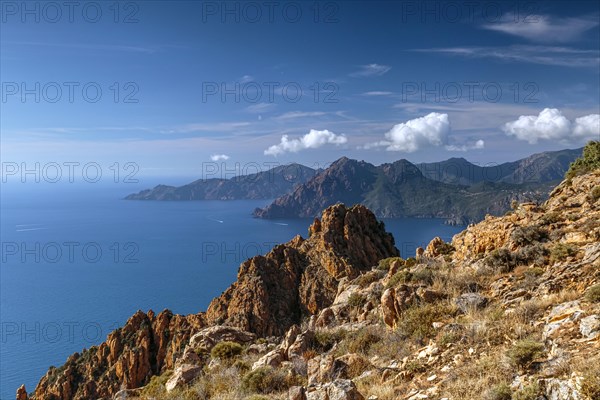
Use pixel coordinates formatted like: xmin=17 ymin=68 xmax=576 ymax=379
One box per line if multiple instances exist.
xmin=585 ymin=284 xmax=600 ymax=303
xmin=507 ymin=340 xmax=545 ymax=369
xmin=404 ymin=359 xmax=427 ymax=374
xmin=341 ymin=328 xmax=381 ymax=355
xmin=411 ymin=268 xmax=434 ymax=285
xmin=312 ymin=329 xmax=347 ymax=352
xmin=242 ymin=367 xmax=287 ymax=394
xmin=512 ymin=382 xmax=540 ymax=400
xmin=377 ymin=257 xmax=404 ymax=271
xmin=590 ymin=186 xmax=600 ymax=202
xmin=485 ymin=248 xmax=517 ymax=273
xmin=211 ymin=341 xmax=243 ymax=360
xmin=539 ymin=211 xmax=562 ymax=225
xmin=565 ymin=141 xmax=600 ymax=182
xmin=386 ymin=270 xmax=412 ymax=288
xmin=550 ymin=243 xmax=577 ymax=263
xmin=347 ymin=293 xmax=366 ymax=308
xmin=484 ymin=383 xmax=512 ymax=400
xmin=510 ymin=225 xmax=547 ymax=247
xmin=398 ymin=303 xmax=456 ymax=341
xmin=141 ymin=370 xmax=172 ymax=396
xmin=405 ymin=257 xmax=417 ymax=268
xmin=524 ymin=266 xmax=544 ymax=278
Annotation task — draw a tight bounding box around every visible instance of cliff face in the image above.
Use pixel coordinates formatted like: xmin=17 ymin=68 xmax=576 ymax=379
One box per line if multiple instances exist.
xmin=30 ymin=310 xmax=205 ymax=400
xmin=26 ymin=204 xmax=398 ymax=399
xmin=206 ymin=203 xmax=399 ymax=336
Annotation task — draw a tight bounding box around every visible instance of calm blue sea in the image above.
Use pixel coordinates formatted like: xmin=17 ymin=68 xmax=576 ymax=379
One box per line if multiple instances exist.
xmin=0 ymin=182 xmax=463 ymax=399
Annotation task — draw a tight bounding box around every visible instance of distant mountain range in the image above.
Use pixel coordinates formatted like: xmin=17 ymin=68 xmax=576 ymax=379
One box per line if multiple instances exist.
xmin=416 ymin=148 xmax=582 ymax=185
xmin=125 ymin=163 xmax=317 ymax=200
xmin=253 ymin=148 xmax=582 ymax=223
xmin=126 ymin=148 xmax=582 ymax=224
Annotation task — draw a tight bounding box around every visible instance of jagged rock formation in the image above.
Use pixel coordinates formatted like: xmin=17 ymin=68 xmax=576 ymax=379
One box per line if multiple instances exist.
xmin=25 ymin=204 xmax=397 ymax=399
xmin=125 ymin=163 xmax=317 ymax=200
xmin=28 ymin=310 xmax=204 ymax=400
xmin=205 ymin=203 xmax=399 ymax=336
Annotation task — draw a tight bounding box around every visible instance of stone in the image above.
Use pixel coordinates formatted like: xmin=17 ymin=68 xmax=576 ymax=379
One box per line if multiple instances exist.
xmin=455 ymin=293 xmax=488 ymax=313
xmin=252 ymin=349 xmax=285 ymax=370
xmin=544 ymin=301 xmax=584 ymax=340
xmin=165 ymin=364 xmax=203 ymax=392
xmin=579 ymin=315 xmax=600 ymax=339
xmin=187 ymin=325 xmax=256 ymax=354
xmin=289 ymin=385 xmax=307 ymax=400
xmin=543 ymin=378 xmax=582 ymax=400
xmin=327 ymin=379 xmax=365 ymax=400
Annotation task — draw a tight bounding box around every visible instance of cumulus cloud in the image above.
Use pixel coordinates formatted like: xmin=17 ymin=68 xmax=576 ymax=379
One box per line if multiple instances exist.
xmin=264 ymin=129 xmax=347 ymax=156
xmin=503 ymin=108 xmax=600 ymax=144
xmin=350 ymin=64 xmax=391 ymax=77
xmin=367 ymin=113 xmax=451 ymax=152
xmin=210 ymin=154 xmax=230 ymax=161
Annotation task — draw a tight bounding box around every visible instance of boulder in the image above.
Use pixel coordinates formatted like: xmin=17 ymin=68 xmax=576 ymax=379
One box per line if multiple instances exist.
xmin=579 ymin=314 xmax=600 ymax=339
xmin=187 ymin=325 xmax=256 ymax=354
xmin=455 ymin=293 xmax=488 ymax=313
xmin=165 ymin=364 xmax=203 ymax=392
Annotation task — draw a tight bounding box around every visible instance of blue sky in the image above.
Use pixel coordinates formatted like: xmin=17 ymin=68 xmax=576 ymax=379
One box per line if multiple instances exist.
xmin=1 ymin=0 xmax=599 ymax=179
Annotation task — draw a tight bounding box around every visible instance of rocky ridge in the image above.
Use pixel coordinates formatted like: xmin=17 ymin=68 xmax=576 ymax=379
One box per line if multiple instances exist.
xmin=20 ymin=144 xmax=600 ymax=400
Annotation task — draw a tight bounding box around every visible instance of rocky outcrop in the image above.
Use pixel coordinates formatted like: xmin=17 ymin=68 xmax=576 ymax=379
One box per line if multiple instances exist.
xmin=16 ymin=385 xmax=28 ymax=400
xmin=206 ymin=203 xmax=398 ymax=336
xmin=31 ymin=310 xmax=205 ymax=400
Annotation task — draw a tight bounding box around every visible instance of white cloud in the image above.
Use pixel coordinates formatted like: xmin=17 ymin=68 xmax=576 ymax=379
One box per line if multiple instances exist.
xmin=350 ymin=64 xmax=391 ymax=77
xmin=210 ymin=154 xmax=230 ymax=161
xmin=367 ymin=113 xmax=451 ymax=152
xmin=503 ymin=108 xmax=600 ymax=144
xmin=362 ymin=91 xmax=393 ymax=96
xmin=239 ymin=75 xmax=254 ymax=83
xmin=414 ymin=45 xmax=599 ymax=68
xmin=264 ymin=129 xmax=347 ymax=156
xmin=446 ymin=140 xmax=485 ymax=152
xmin=573 ymin=114 xmax=600 ymax=138
xmin=245 ymin=103 xmax=276 ymax=113
xmin=483 ymin=15 xmax=599 ymax=43
xmin=274 ymin=111 xmax=328 ymax=120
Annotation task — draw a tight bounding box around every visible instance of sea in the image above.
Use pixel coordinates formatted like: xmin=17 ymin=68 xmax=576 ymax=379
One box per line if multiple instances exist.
xmin=0 ymin=182 xmax=463 ymax=399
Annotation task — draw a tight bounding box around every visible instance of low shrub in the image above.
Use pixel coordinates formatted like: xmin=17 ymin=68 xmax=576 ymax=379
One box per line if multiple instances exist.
xmin=510 ymin=225 xmax=547 ymax=246
xmin=512 ymin=382 xmax=541 ymax=400
xmin=483 ymin=383 xmax=512 ymax=400
xmin=550 ymin=243 xmax=577 ymax=263
xmin=565 ymin=141 xmax=600 ymax=182
xmin=585 ymin=284 xmax=600 ymax=303
xmin=211 ymin=341 xmax=243 ymax=360
xmin=377 ymin=257 xmax=403 ymax=271
xmin=398 ymin=303 xmax=456 ymax=341
xmin=348 ymin=293 xmax=366 ymax=308
xmin=242 ymin=367 xmax=287 ymax=394
xmin=507 ymin=340 xmax=545 ymax=370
